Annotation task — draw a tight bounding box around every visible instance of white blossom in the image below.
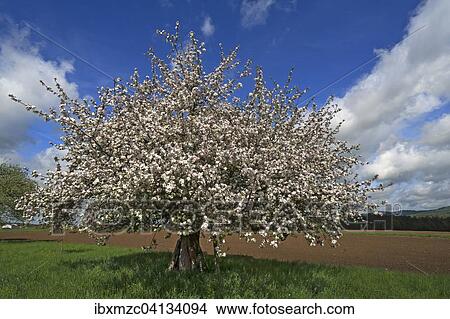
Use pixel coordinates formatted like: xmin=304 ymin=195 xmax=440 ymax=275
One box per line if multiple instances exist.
xmin=11 ymin=23 xmax=379 ymax=251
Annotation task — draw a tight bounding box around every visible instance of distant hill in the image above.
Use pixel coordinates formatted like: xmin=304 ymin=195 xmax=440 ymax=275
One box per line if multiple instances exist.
xmin=400 ymin=206 xmax=450 ymax=218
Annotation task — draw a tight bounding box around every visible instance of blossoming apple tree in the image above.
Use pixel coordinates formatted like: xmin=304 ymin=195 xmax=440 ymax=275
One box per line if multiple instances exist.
xmin=11 ymin=23 xmax=378 ymax=271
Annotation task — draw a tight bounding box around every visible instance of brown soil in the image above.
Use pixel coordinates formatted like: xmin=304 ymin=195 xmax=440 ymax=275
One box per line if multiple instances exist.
xmin=1 ymin=230 xmax=449 ymax=274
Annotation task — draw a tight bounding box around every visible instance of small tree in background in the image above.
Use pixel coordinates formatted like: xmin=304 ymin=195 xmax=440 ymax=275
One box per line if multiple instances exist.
xmin=0 ymin=163 xmax=36 ymax=223
xmin=11 ymin=23 xmax=378 ymax=271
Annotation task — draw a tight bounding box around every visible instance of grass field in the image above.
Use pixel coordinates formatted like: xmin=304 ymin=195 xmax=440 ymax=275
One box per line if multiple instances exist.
xmin=0 ymin=241 xmax=449 ymax=298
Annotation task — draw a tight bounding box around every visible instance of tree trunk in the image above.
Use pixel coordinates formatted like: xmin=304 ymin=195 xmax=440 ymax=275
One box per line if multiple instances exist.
xmin=212 ymin=235 xmax=220 ymax=272
xmin=168 ymin=231 xmax=206 ymax=271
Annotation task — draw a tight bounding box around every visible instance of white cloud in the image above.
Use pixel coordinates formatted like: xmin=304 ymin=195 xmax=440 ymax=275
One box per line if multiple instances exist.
xmin=201 ymin=16 xmax=215 ymax=37
xmin=372 ymin=179 xmax=450 ymax=211
xmin=33 ymin=147 xmax=67 ymax=173
xmin=336 ymin=0 xmax=450 ymax=209
xmin=240 ymin=0 xmax=275 ymax=28
xmin=0 ymin=23 xmax=78 ymax=152
xmin=336 ymin=0 xmax=450 ymax=154
xmin=420 ymin=113 xmax=450 ymax=146
xmin=363 ymin=143 xmax=450 ymax=184
xmin=0 ymin=149 xmax=21 ymax=166
xmin=0 ymin=146 xmax=66 ymax=177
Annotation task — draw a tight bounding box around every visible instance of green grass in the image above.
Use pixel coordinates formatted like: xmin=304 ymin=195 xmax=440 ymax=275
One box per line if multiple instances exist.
xmin=345 ymin=230 xmax=450 ymax=239
xmin=0 ymin=241 xmax=449 ymax=298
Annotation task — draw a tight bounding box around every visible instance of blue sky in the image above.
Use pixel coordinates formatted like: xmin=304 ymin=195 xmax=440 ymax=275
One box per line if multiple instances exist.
xmin=1 ymin=0 xmax=450 ymax=209
xmin=1 ymin=0 xmax=420 ymax=98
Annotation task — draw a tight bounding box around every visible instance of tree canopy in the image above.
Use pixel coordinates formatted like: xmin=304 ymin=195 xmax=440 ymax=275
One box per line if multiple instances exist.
xmin=11 ymin=23 xmax=379 ymax=270
xmin=0 ymin=163 xmax=36 ymax=222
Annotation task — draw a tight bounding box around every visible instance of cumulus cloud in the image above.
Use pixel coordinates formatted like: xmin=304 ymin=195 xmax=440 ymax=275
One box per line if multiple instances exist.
xmin=0 ymin=23 xmax=78 ymax=152
xmin=201 ymin=16 xmax=215 ymax=37
xmin=240 ymin=0 xmax=275 ymax=28
xmin=363 ymin=143 xmax=450 ymax=184
xmin=337 ymin=0 xmax=450 ymax=209
xmin=372 ymin=179 xmax=450 ymax=210
xmin=0 ymin=20 xmax=78 ymax=177
xmin=420 ymin=113 xmax=450 ymax=146
xmin=336 ymin=0 xmax=450 ymax=155
xmin=0 ymin=149 xmax=21 ymax=166
xmin=0 ymin=145 xmax=66 ymax=178
xmin=33 ymin=147 xmax=67 ymax=173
